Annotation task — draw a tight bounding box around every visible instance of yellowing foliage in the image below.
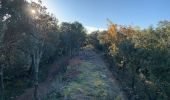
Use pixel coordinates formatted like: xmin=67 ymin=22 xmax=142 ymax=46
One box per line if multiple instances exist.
xmin=108 ymin=24 xmax=117 ymax=38
xmin=104 ymin=20 xmax=134 ymax=56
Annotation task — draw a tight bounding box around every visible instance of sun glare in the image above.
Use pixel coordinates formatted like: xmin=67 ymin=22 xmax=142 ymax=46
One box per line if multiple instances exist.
xmin=31 ymin=9 xmax=36 ymax=14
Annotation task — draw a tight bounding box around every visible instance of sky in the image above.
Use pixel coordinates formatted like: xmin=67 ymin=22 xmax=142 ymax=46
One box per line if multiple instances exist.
xmin=38 ymin=0 xmax=170 ymax=32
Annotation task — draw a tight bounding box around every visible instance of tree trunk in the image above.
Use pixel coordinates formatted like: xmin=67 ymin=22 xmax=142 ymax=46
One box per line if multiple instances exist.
xmin=0 ymin=65 xmax=4 ymax=100
xmin=34 ymin=61 xmax=39 ymax=100
xmin=33 ymin=51 xmax=40 ymax=100
xmin=34 ymin=67 xmax=39 ymax=100
xmin=33 ymin=35 xmax=44 ymax=100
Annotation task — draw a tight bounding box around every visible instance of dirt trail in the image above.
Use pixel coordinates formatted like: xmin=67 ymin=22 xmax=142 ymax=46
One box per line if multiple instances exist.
xmin=16 ymin=47 xmax=127 ymax=100
xmin=16 ymin=57 xmax=69 ymax=100
xmin=44 ymin=47 xmax=127 ymax=100
xmin=80 ymin=47 xmax=127 ymax=100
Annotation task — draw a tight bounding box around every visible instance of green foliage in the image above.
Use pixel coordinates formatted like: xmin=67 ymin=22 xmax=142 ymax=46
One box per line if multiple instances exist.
xmin=0 ymin=0 xmax=86 ymax=99
xmin=91 ymin=20 xmax=170 ymax=100
xmin=59 ymin=22 xmax=86 ymax=56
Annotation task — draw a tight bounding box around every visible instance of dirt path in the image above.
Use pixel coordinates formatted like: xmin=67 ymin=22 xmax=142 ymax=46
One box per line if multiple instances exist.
xmin=44 ymin=47 xmax=127 ymax=100
xmin=16 ymin=47 xmax=126 ymax=100
xmin=16 ymin=56 xmax=69 ymax=100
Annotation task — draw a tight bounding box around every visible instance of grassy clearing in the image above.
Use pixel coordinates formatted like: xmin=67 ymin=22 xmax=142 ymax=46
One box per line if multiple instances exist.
xmin=44 ymin=59 xmax=122 ymax=100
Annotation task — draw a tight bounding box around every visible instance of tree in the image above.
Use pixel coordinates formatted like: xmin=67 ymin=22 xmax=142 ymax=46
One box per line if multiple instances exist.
xmin=59 ymin=22 xmax=86 ymax=56
xmin=0 ymin=0 xmax=48 ymax=99
xmin=0 ymin=1 xmax=9 ymax=99
xmin=0 ymin=0 xmax=87 ymax=99
xmin=30 ymin=1 xmax=51 ymax=99
xmin=0 ymin=19 xmax=6 ymax=100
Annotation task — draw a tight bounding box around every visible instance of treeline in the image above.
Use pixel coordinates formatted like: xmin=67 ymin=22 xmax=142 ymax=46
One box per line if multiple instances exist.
xmin=0 ymin=0 xmax=86 ymax=99
xmin=88 ymin=20 xmax=170 ymax=100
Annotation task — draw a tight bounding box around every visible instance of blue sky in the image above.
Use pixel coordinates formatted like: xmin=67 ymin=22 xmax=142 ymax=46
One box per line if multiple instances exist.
xmin=39 ymin=0 xmax=170 ymax=31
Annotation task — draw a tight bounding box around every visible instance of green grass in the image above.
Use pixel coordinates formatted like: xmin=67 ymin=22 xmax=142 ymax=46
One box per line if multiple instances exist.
xmin=44 ymin=61 xmax=117 ymax=100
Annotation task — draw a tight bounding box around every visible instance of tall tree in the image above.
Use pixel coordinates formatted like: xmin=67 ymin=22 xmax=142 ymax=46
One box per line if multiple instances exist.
xmin=0 ymin=1 xmax=8 ymax=99
xmin=0 ymin=19 xmax=6 ymax=100
xmin=30 ymin=1 xmax=55 ymax=99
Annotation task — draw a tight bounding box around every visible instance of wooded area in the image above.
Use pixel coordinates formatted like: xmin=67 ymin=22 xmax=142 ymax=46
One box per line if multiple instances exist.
xmin=0 ymin=0 xmax=170 ymax=100
xmin=88 ymin=21 xmax=170 ymax=100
